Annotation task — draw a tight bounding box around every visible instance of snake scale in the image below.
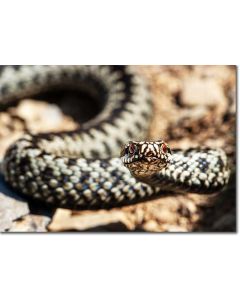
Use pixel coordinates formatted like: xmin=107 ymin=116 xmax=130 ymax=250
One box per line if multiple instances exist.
xmin=0 ymin=65 xmax=230 ymax=210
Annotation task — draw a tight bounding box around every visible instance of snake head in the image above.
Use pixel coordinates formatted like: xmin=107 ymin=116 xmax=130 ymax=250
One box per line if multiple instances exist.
xmin=120 ymin=140 xmax=172 ymax=177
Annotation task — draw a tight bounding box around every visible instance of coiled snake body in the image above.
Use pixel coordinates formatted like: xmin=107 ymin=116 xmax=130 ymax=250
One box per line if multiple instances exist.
xmin=0 ymin=66 xmax=230 ymax=209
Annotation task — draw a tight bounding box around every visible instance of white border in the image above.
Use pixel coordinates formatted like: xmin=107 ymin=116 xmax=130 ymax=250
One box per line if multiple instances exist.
xmin=0 ymin=0 xmax=239 ymax=64
xmin=1 ymin=235 xmax=239 ymax=300
xmin=0 ymin=1 xmax=239 ymax=299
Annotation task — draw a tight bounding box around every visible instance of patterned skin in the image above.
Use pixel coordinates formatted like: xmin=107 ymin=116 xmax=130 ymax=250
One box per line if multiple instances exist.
xmin=0 ymin=65 xmax=231 ymax=209
xmin=121 ymin=141 xmax=230 ymax=194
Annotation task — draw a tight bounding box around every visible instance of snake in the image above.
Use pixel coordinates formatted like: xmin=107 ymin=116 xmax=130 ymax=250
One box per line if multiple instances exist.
xmin=0 ymin=65 xmax=230 ymax=210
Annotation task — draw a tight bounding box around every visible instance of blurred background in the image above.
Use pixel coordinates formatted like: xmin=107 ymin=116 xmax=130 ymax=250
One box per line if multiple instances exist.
xmin=0 ymin=65 xmax=236 ymax=232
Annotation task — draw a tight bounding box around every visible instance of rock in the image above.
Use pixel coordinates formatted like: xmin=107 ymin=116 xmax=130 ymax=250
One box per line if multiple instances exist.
xmin=0 ymin=168 xmax=30 ymax=232
xmin=181 ymin=77 xmax=227 ymax=108
xmin=134 ymin=207 xmax=145 ymax=224
xmin=185 ymin=200 xmax=197 ymax=214
xmin=153 ymin=208 xmax=178 ymax=224
xmin=12 ymin=99 xmax=77 ymax=133
xmin=142 ymin=220 xmax=159 ymax=232
xmin=193 ymin=65 xmax=235 ymax=86
xmin=9 ymin=215 xmax=51 ymax=232
xmin=48 ymin=209 xmax=135 ymax=232
xmin=0 ymin=190 xmax=29 ymax=232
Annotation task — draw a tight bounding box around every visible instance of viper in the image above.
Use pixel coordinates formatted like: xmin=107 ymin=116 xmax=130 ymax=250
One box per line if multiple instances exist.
xmin=0 ymin=65 xmax=230 ymax=209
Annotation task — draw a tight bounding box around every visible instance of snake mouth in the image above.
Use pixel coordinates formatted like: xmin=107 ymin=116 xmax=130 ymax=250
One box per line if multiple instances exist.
xmin=121 ymin=154 xmax=162 ymax=165
xmin=121 ymin=154 xmax=141 ymax=165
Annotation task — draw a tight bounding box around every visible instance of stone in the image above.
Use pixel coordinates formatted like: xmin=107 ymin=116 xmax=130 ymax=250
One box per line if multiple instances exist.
xmin=0 ymin=190 xmax=29 ymax=232
xmin=48 ymin=209 xmax=135 ymax=232
xmin=142 ymin=220 xmax=159 ymax=232
xmin=9 ymin=215 xmax=51 ymax=232
xmin=12 ymin=99 xmax=76 ymax=133
xmin=181 ymin=77 xmax=227 ymax=108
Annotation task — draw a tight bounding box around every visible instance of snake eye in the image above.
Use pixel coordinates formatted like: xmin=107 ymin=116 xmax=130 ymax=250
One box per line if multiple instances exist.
xmin=161 ymin=143 xmax=168 ymax=153
xmin=129 ymin=143 xmax=137 ymax=155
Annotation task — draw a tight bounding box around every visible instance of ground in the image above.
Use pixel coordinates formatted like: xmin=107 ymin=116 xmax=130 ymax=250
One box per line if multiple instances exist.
xmin=0 ymin=65 xmax=236 ymax=232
